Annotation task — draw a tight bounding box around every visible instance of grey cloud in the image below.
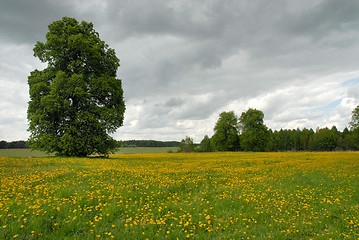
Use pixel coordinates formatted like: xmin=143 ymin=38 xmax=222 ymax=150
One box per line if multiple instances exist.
xmin=348 ymin=83 xmax=359 ymax=99
xmin=1 ymin=0 xmax=359 ymax=141
xmin=165 ymin=97 xmax=185 ymax=108
xmin=0 ymin=0 xmax=79 ymax=44
xmin=286 ymin=0 xmax=359 ymax=39
xmin=103 ymin=0 xmax=234 ymax=40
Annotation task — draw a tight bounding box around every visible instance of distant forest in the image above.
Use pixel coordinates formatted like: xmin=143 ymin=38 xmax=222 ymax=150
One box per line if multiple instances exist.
xmin=118 ymin=140 xmax=180 ymax=148
xmin=0 ymin=140 xmax=29 ymax=149
xmin=0 ymin=140 xmax=180 ymax=149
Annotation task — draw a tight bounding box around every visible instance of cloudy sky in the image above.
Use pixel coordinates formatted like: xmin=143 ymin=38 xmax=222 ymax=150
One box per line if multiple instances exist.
xmin=1 ymin=0 xmax=359 ymax=142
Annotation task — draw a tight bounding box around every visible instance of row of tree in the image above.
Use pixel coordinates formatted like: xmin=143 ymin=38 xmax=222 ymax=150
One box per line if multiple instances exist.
xmin=118 ymin=140 xmax=180 ymax=148
xmin=0 ymin=140 xmax=181 ymax=149
xmin=180 ymin=107 xmax=359 ymax=152
xmin=0 ymin=140 xmax=29 ymax=149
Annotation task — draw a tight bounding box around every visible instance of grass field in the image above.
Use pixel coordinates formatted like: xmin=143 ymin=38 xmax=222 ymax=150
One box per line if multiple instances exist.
xmin=1 ymin=152 xmax=359 ymax=239
xmin=0 ymin=147 xmax=178 ymax=157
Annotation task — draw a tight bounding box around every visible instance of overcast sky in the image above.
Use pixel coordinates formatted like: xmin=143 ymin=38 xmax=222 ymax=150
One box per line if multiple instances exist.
xmin=1 ymin=0 xmax=359 ymax=142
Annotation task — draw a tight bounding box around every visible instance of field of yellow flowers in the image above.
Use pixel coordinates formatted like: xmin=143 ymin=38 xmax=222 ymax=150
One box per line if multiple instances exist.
xmin=1 ymin=152 xmax=359 ymax=239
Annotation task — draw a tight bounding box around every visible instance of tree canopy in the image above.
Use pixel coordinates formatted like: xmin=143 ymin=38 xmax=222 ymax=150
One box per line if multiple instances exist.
xmin=27 ymin=17 xmax=125 ymax=157
xmin=349 ymin=105 xmax=359 ymax=130
xmin=211 ymin=111 xmax=240 ymax=151
xmin=349 ymin=105 xmax=359 ymax=149
xmin=239 ymin=108 xmax=269 ymax=152
xmin=179 ymin=136 xmax=195 ymax=153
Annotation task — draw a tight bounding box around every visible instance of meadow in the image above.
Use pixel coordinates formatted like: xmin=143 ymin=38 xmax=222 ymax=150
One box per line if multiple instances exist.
xmin=0 ymin=152 xmax=359 ymax=239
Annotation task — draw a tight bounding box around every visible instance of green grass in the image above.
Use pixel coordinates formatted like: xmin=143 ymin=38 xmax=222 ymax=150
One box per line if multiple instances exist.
xmin=0 ymin=149 xmax=53 ymax=157
xmin=1 ymin=152 xmax=359 ymax=239
xmin=0 ymin=147 xmax=178 ymax=157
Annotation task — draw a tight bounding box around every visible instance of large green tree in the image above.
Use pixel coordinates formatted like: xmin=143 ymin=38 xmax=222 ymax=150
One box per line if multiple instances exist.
xmin=211 ymin=111 xmax=240 ymax=151
xmin=349 ymin=105 xmax=359 ymax=149
xmin=239 ymin=108 xmax=269 ymax=152
xmin=27 ymin=17 xmax=125 ymax=157
xmin=349 ymin=105 xmax=359 ymax=130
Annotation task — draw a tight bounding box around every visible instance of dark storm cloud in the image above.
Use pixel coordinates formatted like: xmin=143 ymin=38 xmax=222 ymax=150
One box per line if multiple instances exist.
xmin=0 ymin=0 xmax=79 ymax=44
xmin=286 ymin=0 xmax=359 ymax=38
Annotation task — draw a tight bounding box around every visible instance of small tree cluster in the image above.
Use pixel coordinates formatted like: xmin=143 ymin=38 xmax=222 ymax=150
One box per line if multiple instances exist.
xmin=178 ymin=136 xmax=195 ymax=153
xmin=211 ymin=108 xmax=269 ymax=152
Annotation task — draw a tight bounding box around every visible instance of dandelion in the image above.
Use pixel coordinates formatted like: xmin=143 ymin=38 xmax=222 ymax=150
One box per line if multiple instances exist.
xmin=1 ymin=152 xmax=359 ymax=239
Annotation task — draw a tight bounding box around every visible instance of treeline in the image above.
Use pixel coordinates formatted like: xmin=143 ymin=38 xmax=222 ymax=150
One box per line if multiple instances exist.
xmin=268 ymin=127 xmax=355 ymax=151
xmin=118 ymin=140 xmax=180 ymax=148
xmin=0 ymin=140 xmax=29 ymax=149
xmin=0 ymin=140 xmax=180 ymax=149
xmin=180 ymin=107 xmax=359 ymax=152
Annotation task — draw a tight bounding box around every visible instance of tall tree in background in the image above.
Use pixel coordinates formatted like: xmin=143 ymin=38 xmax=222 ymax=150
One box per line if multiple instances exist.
xmin=200 ymin=135 xmax=212 ymax=152
xmin=179 ymin=136 xmax=195 ymax=153
xmin=27 ymin=17 xmax=125 ymax=157
xmin=310 ymin=127 xmax=337 ymax=151
xmin=211 ymin=111 xmax=240 ymax=151
xmin=349 ymin=105 xmax=359 ymax=130
xmin=349 ymin=105 xmax=359 ymax=149
xmin=239 ymin=108 xmax=269 ymax=152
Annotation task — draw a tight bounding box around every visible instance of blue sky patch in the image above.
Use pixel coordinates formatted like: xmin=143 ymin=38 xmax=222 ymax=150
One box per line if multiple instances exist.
xmin=301 ymin=98 xmax=343 ymax=115
xmin=342 ymin=78 xmax=359 ymax=87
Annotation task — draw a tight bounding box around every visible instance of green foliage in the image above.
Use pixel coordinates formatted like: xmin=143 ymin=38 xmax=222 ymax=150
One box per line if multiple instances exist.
xmin=200 ymin=135 xmax=212 ymax=152
xmin=239 ymin=108 xmax=269 ymax=151
xmin=211 ymin=111 xmax=240 ymax=151
xmin=0 ymin=140 xmax=28 ymax=149
xmin=310 ymin=128 xmax=337 ymax=151
xmin=349 ymin=105 xmax=359 ymax=130
xmin=350 ymin=128 xmax=359 ymax=149
xmin=27 ymin=17 xmax=125 ymax=157
xmin=337 ymin=127 xmax=353 ymax=150
xmin=207 ymin=105 xmax=359 ymax=152
xmin=179 ymin=136 xmax=195 ymax=153
xmin=349 ymin=105 xmax=359 ymax=149
xmin=269 ymin=128 xmax=315 ymax=151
